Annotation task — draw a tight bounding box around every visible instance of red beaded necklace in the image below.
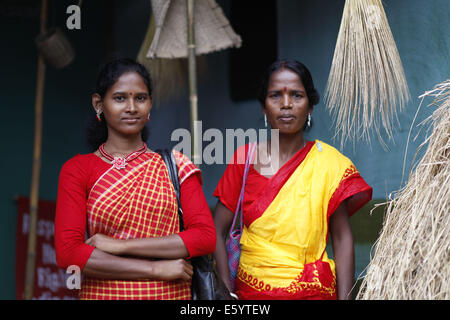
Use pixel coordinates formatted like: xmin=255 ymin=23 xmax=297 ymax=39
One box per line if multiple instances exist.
xmin=99 ymin=142 xmax=147 ymax=170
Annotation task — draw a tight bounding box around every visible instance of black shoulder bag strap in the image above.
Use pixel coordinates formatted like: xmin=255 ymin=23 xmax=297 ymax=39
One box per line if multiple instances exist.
xmin=156 ymin=149 xmax=184 ymax=232
xmin=156 ymin=149 xmax=232 ymax=300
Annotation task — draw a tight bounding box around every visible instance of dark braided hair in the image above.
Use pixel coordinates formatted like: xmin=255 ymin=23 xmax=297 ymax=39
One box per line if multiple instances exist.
xmin=86 ymin=58 xmax=152 ymax=151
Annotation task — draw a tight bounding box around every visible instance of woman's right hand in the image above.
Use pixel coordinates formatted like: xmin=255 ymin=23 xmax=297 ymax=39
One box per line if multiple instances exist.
xmin=152 ymin=259 xmax=193 ymax=281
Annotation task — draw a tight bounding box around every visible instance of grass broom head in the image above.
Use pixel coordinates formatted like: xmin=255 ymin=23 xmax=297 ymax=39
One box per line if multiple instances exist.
xmin=325 ymin=0 xmax=411 ymax=150
xmin=357 ymin=80 xmax=450 ymax=300
xmin=138 ymin=0 xmax=238 ymax=105
xmin=137 ymin=13 xmax=189 ymax=105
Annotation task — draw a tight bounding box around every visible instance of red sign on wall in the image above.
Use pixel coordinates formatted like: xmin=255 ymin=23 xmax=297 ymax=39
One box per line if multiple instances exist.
xmin=15 ymin=196 xmax=78 ymax=300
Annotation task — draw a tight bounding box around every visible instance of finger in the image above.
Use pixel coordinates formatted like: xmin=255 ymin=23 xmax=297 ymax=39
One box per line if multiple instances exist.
xmin=183 ymin=262 xmax=193 ymax=276
xmin=183 ymin=271 xmax=193 ymax=281
xmin=185 ymin=265 xmax=194 ymax=277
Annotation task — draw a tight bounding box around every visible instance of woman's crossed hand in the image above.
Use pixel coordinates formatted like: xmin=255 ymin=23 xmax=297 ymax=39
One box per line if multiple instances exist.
xmin=85 ymin=233 xmax=193 ymax=281
xmin=152 ymin=259 xmax=193 ymax=281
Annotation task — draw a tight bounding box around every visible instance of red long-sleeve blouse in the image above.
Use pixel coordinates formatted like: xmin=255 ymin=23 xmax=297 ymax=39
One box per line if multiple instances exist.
xmin=55 ymin=152 xmax=216 ymax=270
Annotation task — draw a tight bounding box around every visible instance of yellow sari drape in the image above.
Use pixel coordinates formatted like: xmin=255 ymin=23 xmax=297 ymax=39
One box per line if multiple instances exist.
xmin=236 ymin=140 xmax=371 ymax=300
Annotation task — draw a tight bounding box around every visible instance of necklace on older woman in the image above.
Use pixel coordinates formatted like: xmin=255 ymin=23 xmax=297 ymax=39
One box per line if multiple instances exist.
xmin=99 ymin=142 xmax=147 ymax=170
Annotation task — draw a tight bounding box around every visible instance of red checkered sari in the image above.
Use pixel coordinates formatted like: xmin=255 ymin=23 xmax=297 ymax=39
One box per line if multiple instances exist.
xmin=79 ymin=151 xmax=198 ymax=300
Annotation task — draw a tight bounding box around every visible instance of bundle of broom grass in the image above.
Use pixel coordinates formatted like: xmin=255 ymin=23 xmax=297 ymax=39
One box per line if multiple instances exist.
xmin=137 ymin=14 xmax=189 ymax=105
xmin=137 ymin=0 xmax=239 ymax=105
xmin=357 ymin=80 xmax=450 ymax=300
xmin=325 ymin=0 xmax=410 ymax=149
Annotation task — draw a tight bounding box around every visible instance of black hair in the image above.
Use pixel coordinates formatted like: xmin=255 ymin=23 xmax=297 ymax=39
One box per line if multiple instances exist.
xmin=86 ymin=58 xmax=152 ymax=151
xmin=257 ymin=59 xmax=319 ymax=131
xmin=257 ymin=59 xmax=320 ymax=108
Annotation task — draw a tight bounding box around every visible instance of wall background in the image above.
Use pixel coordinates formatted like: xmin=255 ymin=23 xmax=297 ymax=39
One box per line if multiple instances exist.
xmin=0 ymin=0 xmax=448 ymax=298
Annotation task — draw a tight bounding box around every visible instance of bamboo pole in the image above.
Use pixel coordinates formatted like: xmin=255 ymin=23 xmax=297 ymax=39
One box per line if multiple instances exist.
xmin=24 ymin=0 xmax=47 ymax=300
xmin=186 ymin=0 xmax=201 ymax=166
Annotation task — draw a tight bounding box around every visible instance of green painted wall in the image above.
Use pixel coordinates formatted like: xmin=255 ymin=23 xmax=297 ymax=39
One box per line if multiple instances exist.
xmin=0 ymin=0 xmax=106 ymax=299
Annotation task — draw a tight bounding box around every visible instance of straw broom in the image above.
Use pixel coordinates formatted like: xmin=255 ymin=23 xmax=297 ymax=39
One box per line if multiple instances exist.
xmin=137 ymin=12 xmax=188 ymax=104
xmin=357 ymin=80 xmax=450 ymax=300
xmin=325 ymin=0 xmax=410 ymax=149
xmin=137 ymin=2 xmax=211 ymax=105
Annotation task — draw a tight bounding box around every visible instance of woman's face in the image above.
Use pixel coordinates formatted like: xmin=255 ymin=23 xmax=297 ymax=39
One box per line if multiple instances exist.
xmin=264 ymin=68 xmax=312 ymax=135
xmin=93 ymin=72 xmax=152 ymax=138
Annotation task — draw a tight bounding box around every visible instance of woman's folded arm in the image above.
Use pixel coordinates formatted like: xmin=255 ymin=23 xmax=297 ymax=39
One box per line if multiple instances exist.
xmin=82 ymin=248 xmax=193 ymax=281
xmin=85 ymin=173 xmax=216 ymax=259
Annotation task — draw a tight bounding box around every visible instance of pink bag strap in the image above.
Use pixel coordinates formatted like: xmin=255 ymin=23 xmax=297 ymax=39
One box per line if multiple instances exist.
xmin=229 ymin=143 xmax=257 ymax=236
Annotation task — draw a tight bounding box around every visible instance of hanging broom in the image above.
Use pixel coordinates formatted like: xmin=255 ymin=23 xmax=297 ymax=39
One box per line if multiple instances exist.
xmin=138 ymin=0 xmax=239 ymax=105
xmin=137 ymin=9 xmax=188 ymax=105
xmin=357 ymin=80 xmax=450 ymax=300
xmin=325 ymin=0 xmax=410 ymax=150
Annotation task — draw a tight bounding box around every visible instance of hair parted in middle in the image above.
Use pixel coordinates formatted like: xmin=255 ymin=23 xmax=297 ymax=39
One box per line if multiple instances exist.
xmin=258 ymin=59 xmax=320 ymax=109
xmin=86 ymin=58 xmax=152 ymax=151
xmin=258 ymin=59 xmax=319 ymax=131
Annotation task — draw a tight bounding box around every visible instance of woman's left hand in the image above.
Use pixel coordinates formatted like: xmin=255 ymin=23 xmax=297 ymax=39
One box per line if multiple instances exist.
xmin=85 ymin=233 xmax=125 ymax=256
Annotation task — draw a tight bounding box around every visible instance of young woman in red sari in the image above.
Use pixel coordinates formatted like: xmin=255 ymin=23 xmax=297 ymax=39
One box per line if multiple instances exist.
xmin=55 ymin=58 xmax=216 ymax=300
xmin=213 ymin=60 xmax=372 ymax=300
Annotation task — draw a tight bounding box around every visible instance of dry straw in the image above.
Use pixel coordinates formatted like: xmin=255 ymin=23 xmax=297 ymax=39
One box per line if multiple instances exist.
xmin=357 ymin=80 xmax=450 ymax=300
xmin=147 ymin=0 xmax=241 ymax=59
xmin=325 ymin=0 xmax=410 ymax=149
xmin=137 ymin=11 xmax=189 ymax=104
xmin=137 ymin=0 xmax=241 ymax=103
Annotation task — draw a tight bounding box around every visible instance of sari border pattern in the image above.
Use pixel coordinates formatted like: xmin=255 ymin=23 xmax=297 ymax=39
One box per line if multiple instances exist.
xmin=236 ymin=260 xmax=337 ymax=299
xmin=327 ymin=167 xmax=373 ymax=218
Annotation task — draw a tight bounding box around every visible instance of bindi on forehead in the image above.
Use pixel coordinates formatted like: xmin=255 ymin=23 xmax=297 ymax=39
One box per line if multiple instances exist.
xmin=111 ymin=91 xmax=147 ymax=97
xmin=268 ymin=70 xmax=305 ymax=91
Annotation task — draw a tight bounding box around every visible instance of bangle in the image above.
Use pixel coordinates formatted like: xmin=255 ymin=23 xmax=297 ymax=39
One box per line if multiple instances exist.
xmin=229 ymin=292 xmax=238 ymax=300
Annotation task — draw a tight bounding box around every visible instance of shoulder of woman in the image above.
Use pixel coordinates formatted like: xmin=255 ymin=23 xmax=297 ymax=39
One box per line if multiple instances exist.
xmin=314 ymin=140 xmax=348 ymax=158
xmin=60 ymin=153 xmax=97 ymax=177
xmin=313 ymin=140 xmax=353 ymax=169
xmin=228 ymin=143 xmax=253 ymax=166
xmin=172 ymin=149 xmax=195 ymax=168
xmin=171 ymin=149 xmax=202 ymax=185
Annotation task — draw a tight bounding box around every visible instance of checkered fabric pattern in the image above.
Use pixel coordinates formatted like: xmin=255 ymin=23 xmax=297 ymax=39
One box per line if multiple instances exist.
xmin=81 ymin=151 xmax=198 ymax=300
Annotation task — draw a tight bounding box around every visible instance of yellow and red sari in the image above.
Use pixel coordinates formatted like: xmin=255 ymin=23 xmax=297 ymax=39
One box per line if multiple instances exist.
xmin=79 ymin=151 xmax=199 ymax=300
xmin=215 ymin=140 xmax=372 ymax=300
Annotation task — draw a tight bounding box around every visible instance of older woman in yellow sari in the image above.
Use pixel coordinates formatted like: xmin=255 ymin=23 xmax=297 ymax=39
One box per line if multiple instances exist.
xmin=213 ymin=60 xmax=372 ymax=300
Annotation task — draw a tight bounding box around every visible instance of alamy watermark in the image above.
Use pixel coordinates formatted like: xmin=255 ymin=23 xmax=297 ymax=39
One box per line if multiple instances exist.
xmin=66 ymin=5 xmax=81 ymax=30
xmin=172 ymin=121 xmax=280 ymax=175
xmin=66 ymin=265 xmax=81 ymax=289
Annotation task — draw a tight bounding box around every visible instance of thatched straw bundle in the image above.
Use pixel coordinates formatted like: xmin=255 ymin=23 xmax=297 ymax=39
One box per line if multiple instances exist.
xmin=137 ymin=13 xmax=189 ymax=104
xmin=137 ymin=0 xmax=241 ymax=104
xmin=357 ymin=80 xmax=450 ymax=300
xmin=325 ymin=0 xmax=410 ymax=149
xmin=147 ymin=0 xmax=241 ymax=59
